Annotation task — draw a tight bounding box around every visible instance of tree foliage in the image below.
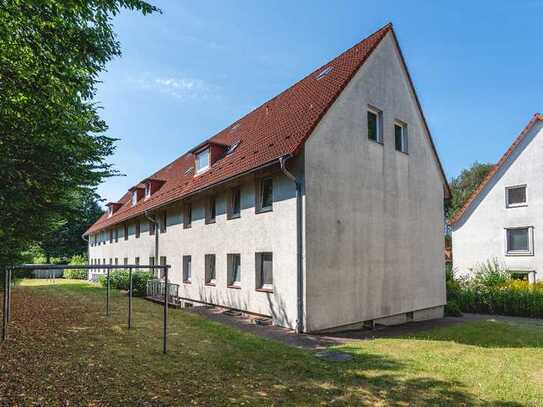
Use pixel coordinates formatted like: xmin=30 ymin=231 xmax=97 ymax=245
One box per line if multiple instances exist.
xmin=447 ymin=162 xmax=494 ymax=220
xmin=0 ymin=0 xmax=158 ymax=265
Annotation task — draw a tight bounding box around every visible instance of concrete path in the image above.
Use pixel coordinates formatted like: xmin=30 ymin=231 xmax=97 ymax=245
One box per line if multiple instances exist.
xmin=185 ymin=305 xmax=543 ymax=351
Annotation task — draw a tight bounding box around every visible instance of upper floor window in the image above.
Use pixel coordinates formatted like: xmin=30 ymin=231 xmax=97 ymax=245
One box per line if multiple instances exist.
xmin=132 ymin=191 xmax=138 ymax=206
xmin=257 ymin=177 xmax=273 ymax=213
xmin=394 ymin=121 xmax=408 ymax=153
xmin=206 ymin=196 xmax=216 ymax=224
xmin=506 ymin=185 xmax=527 ymax=208
xmin=160 ymin=211 xmax=167 ymax=233
xmin=124 ymin=223 xmax=128 ymax=240
xmin=367 ymin=107 xmax=383 ymax=143
xmin=505 ymin=227 xmax=534 ymax=256
xmin=144 ymin=183 xmax=151 ymax=199
xmin=149 ymin=219 xmax=156 ymax=235
xmin=183 ymin=203 xmax=192 ymax=229
xmin=228 ymin=187 xmax=241 ymax=220
xmin=135 ymin=221 xmax=140 ymax=238
xmin=195 ymin=148 xmax=210 ymax=174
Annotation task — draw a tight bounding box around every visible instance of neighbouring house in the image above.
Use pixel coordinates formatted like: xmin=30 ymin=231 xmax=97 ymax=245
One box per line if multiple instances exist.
xmin=84 ymin=23 xmax=449 ymax=333
xmin=450 ymin=114 xmax=543 ymax=283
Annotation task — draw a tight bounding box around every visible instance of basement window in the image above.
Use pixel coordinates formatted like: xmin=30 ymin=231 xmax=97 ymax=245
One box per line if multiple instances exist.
xmin=195 ymin=148 xmax=210 ymax=174
xmin=506 ymin=185 xmax=527 ymax=208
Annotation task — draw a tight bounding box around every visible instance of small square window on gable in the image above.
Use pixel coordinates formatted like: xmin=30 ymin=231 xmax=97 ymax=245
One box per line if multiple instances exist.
xmin=394 ymin=121 xmax=408 ymax=153
xmin=506 ymin=185 xmax=527 ymax=208
xmin=367 ymin=107 xmax=383 ymax=143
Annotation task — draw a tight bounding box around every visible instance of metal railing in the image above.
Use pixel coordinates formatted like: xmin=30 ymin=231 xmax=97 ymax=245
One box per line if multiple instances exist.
xmin=2 ymin=264 xmax=171 ymax=353
xmin=146 ymin=279 xmax=179 ymax=300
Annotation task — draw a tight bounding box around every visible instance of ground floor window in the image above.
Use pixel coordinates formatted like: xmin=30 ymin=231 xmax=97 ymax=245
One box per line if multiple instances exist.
xmin=505 ymin=227 xmax=534 ymax=256
xmin=227 ymin=254 xmax=241 ymax=287
xmin=509 ymin=270 xmax=536 ymax=283
xmin=183 ymin=255 xmax=192 ymax=283
xmin=255 ymin=252 xmax=273 ymax=291
xmin=205 ymin=254 xmax=216 ymax=285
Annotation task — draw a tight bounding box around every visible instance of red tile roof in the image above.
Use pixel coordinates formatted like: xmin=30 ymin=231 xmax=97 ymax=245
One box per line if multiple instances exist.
xmin=449 ymin=113 xmax=543 ymax=226
xmin=86 ymin=23 xmax=446 ymax=235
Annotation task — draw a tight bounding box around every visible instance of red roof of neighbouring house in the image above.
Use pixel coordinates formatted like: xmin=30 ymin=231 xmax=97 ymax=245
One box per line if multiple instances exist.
xmin=449 ymin=113 xmax=543 ymax=226
xmin=85 ymin=23 xmax=448 ymax=235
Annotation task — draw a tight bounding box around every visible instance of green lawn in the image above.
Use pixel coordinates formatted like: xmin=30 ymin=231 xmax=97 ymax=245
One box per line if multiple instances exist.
xmin=1 ymin=280 xmax=542 ymax=406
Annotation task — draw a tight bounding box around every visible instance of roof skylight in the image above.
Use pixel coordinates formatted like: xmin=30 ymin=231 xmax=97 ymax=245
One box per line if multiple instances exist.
xmin=226 ymin=141 xmax=241 ymax=155
xmin=316 ymin=66 xmax=333 ymax=80
xmin=184 ymin=167 xmax=194 ymax=175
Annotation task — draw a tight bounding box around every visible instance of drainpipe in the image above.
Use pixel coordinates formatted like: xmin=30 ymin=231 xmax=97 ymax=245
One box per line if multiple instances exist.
xmin=145 ymin=210 xmax=159 ymax=279
xmin=279 ymin=155 xmax=304 ymax=334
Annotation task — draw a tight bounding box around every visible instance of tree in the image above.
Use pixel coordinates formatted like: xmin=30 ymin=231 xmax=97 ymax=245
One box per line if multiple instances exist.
xmin=39 ymin=190 xmax=104 ymax=263
xmin=0 ymin=1 xmax=159 ymax=265
xmin=447 ymin=162 xmax=494 ymax=220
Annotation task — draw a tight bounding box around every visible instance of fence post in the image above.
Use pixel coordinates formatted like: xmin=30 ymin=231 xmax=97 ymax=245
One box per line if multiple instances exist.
xmin=128 ymin=267 xmax=133 ymax=329
xmin=2 ymin=268 xmax=8 ymax=341
xmin=106 ymin=269 xmax=111 ymax=317
xmin=163 ymin=266 xmax=168 ymax=354
xmin=7 ymin=268 xmax=12 ymax=322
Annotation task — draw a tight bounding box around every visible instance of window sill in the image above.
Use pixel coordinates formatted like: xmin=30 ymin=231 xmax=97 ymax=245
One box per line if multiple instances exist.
xmin=227 ymin=284 xmax=241 ymax=290
xmin=396 ymin=149 xmax=409 ymax=155
xmin=256 ymin=288 xmax=273 ymax=293
xmin=506 ymin=252 xmax=534 ymax=257
xmin=506 ymin=204 xmax=528 ymax=209
xmin=183 ymin=280 xmax=192 ymax=285
xmin=205 ymin=282 xmax=216 ymax=287
xmin=256 ymin=207 xmax=273 ymax=215
xmin=369 ymin=138 xmax=384 ymax=145
xmin=205 ymin=219 xmax=216 ymax=225
xmin=183 ymin=225 xmax=192 ymax=230
xmin=227 ymin=214 xmax=241 ymax=220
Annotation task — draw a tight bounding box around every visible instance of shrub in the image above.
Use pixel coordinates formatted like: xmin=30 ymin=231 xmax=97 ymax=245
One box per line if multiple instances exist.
xmin=471 ymin=258 xmax=511 ymax=288
xmin=447 ymin=261 xmax=543 ymax=318
xmin=97 ymin=269 xmax=152 ymax=297
xmin=64 ymin=254 xmax=88 ymax=280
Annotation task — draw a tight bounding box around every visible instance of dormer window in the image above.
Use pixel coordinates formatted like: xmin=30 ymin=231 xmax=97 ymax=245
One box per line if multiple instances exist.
xmin=195 ymin=148 xmax=210 ymax=174
xmin=145 ymin=183 xmax=151 ymax=199
xmin=108 ymin=206 xmax=113 ymax=217
xmin=106 ymin=202 xmax=122 ymax=217
xmin=132 ymin=191 xmax=138 ymax=206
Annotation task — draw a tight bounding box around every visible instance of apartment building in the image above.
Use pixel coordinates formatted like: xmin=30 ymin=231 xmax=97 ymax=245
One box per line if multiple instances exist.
xmin=85 ymin=23 xmax=449 ymax=332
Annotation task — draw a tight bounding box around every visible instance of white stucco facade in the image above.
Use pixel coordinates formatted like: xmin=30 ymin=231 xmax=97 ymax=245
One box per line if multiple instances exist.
xmin=88 ymin=30 xmax=447 ymax=332
xmin=452 ymin=120 xmax=543 ymax=282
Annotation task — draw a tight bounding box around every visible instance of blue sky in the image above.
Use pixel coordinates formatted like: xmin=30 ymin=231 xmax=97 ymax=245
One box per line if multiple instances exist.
xmin=96 ymin=0 xmax=542 ymax=203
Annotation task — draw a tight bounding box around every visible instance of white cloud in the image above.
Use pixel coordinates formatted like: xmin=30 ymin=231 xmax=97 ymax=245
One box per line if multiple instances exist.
xmin=130 ymin=74 xmax=220 ymax=101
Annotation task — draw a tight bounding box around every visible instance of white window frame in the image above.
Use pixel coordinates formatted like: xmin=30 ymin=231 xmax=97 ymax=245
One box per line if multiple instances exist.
xmin=505 ymin=185 xmax=527 ymax=208
xmin=367 ymin=106 xmax=383 ymax=144
xmin=195 ymin=148 xmax=210 ymax=174
xmin=131 ymin=191 xmax=138 ymax=206
xmin=107 ymin=206 xmax=113 ymax=217
xmin=183 ymin=255 xmax=192 ymax=284
xmin=205 ymin=254 xmax=216 ymax=286
xmin=144 ymin=183 xmax=151 ymax=199
xmin=505 ymin=226 xmax=534 ymax=256
xmin=257 ymin=177 xmax=273 ymax=213
xmin=227 ymin=253 xmax=241 ymax=287
xmin=394 ymin=120 xmax=408 ymax=154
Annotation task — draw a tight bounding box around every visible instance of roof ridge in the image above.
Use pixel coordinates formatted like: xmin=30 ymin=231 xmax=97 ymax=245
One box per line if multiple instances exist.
xmin=449 ymin=113 xmax=543 ymax=226
xmin=85 ymin=24 xmax=396 ymax=235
